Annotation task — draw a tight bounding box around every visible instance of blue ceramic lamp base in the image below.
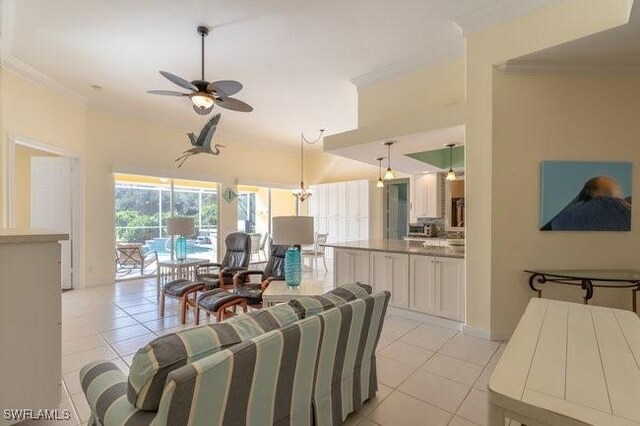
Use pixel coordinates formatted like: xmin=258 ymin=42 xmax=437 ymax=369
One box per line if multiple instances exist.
xmin=284 ymin=246 xmax=302 ymax=286
xmin=175 ymin=235 xmax=187 ymax=261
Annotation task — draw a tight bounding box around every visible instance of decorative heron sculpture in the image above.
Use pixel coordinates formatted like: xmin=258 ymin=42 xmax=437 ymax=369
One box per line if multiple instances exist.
xmin=175 ymin=113 xmax=225 ymax=168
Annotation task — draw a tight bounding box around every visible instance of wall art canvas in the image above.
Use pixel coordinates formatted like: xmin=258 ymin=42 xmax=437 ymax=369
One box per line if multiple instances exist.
xmin=540 ymin=161 xmax=632 ymax=231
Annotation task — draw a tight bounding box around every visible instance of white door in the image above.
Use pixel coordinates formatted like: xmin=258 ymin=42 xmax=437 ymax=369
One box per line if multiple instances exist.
xmin=31 ymin=157 xmax=73 ymax=289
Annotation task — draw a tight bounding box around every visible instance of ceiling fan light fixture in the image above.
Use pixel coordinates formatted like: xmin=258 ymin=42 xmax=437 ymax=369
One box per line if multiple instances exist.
xmin=190 ymin=93 xmax=215 ymax=109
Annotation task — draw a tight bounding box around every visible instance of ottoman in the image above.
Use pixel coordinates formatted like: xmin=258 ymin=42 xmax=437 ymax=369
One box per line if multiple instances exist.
xmin=196 ymin=288 xmax=247 ymax=323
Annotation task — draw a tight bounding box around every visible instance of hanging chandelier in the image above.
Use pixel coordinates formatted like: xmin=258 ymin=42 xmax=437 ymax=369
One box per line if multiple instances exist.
xmin=445 ymin=143 xmax=457 ymax=181
xmin=383 ymin=141 xmax=395 ymax=180
xmin=292 ymin=129 xmax=324 ymax=202
xmin=376 ymin=157 xmax=385 ymax=188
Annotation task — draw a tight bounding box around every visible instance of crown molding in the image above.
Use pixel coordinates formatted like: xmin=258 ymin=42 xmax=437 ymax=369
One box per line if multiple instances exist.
xmin=350 ymin=38 xmax=464 ymax=89
xmin=496 ymin=59 xmax=640 ymax=76
xmin=2 ymin=55 xmax=88 ymax=105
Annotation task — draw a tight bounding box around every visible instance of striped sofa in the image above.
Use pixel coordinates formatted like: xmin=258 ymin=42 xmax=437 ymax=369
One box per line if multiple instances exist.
xmin=80 ymin=283 xmax=390 ymax=426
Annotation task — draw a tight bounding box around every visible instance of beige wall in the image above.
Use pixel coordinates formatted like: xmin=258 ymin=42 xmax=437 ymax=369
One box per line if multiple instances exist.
xmin=463 ymin=0 xmax=632 ymax=337
xmin=491 ymin=72 xmax=640 ymax=335
xmin=0 ymin=70 xmax=302 ymax=287
xmin=357 ymin=57 xmax=466 ymax=128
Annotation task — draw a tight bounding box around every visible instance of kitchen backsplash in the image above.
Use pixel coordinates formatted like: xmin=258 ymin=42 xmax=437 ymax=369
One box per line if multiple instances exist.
xmin=417 ymin=217 xmax=465 ymax=239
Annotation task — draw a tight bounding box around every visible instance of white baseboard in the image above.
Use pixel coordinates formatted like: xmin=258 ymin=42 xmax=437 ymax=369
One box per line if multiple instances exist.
xmin=462 ymin=324 xmax=512 ymax=342
xmin=387 ymin=307 xmax=463 ymax=331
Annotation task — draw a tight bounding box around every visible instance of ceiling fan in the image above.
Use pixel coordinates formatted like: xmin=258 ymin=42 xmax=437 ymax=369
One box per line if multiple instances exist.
xmin=147 ymin=26 xmax=253 ymax=115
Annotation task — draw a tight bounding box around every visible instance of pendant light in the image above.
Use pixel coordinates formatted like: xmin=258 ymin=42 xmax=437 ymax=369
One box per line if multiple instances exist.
xmin=383 ymin=141 xmax=395 ymax=180
xmin=292 ymin=129 xmax=324 ymax=202
xmin=375 ymin=157 xmax=385 ymax=188
xmin=445 ymin=143 xmax=457 ymax=181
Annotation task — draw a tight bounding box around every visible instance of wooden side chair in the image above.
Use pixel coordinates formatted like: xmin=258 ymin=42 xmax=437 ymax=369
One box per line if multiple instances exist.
xmin=160 ymin=232 xmax=252 ymax=324
xmin=194 ymin=244 xmax=288 ymax=324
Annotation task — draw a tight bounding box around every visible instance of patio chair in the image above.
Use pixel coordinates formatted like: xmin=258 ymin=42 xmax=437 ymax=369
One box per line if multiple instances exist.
xmin=115 ymin=243 xmax=158 ymax=276
xmin=302 ymin=232 xmax=329 ymax=274
xmin=249 ymin=233 xmax=262 ymax=262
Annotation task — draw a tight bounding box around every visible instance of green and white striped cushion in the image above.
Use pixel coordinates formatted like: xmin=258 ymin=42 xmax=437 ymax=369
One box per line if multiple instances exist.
xmin=154 ymin=291 xmax=390 ymax=426
xmin=288 ymin=282 xmax=372 ymax=318
xmin=127 ymin=303 xmax=300 ymax=411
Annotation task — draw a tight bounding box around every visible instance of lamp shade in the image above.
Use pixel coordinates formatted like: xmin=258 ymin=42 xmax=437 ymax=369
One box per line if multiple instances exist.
xmin=272 ymin=216 xmax=314 ymax=246
xmin=166 ymin=217 xmax=195 ymax=236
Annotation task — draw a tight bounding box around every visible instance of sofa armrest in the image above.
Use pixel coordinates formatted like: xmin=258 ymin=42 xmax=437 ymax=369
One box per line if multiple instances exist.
xmin=80 ymin=360 xmax=155 ymax=426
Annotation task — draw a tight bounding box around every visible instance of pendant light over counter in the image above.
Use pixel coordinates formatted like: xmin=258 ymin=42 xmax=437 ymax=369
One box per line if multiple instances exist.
xmin=383 ymin=141 xmax=395 ymax=180
xmin=445 ymin=143 xmax=457 ymax=181
xmin=375 ymin=157 xmax=385 ymax=188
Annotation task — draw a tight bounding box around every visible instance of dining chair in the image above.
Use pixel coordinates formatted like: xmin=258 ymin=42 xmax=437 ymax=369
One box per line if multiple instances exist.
xmin=301 ymin=232 xmax=329 ymax=274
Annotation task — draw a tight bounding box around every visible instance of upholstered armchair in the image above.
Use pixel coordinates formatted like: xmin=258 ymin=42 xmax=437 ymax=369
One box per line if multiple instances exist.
xmin=160 ymin=232 xmax=251 ymax=323
xmin=195 ymin=244 xmax=287 ymax=323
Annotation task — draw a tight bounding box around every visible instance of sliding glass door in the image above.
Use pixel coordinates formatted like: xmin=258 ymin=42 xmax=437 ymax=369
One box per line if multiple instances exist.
xmin=237 ymin=185 xmax=297 ymax=263
xmin=114 ymin=173 xmax=218 ymax=279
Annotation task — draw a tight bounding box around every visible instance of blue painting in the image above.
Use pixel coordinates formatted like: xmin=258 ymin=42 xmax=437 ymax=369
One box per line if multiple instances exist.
xmin=540 ymin=161 xmax=632 ymax=231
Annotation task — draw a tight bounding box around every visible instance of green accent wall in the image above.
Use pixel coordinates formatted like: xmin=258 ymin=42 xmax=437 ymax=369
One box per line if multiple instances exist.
xmin=406 ymin=146 xmax=464 ymax=169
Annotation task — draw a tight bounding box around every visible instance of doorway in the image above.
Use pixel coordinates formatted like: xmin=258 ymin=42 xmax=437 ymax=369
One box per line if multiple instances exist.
xmin=5 ymin=135 xmax=83 ymax=290
xmin=383 ymin=179 xmax=409 ymax=240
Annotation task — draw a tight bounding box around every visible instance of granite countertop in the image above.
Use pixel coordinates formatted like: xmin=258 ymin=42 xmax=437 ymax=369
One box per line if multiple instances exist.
xmin=323 ymin=239 xmax=465 ymax=259
xmin=0 ymin=229 xmax=69 ymax=244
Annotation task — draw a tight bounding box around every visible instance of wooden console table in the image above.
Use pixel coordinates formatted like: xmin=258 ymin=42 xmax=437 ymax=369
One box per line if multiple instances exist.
xmin=489 ymin=298 xmax=640 ymax=426
xmin=525 ymin=269 xmax=640 ymax=311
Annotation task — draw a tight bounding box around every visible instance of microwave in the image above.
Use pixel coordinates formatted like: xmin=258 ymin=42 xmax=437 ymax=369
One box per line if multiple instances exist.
xmin=408 ymin=223 xmax=435 ymax=237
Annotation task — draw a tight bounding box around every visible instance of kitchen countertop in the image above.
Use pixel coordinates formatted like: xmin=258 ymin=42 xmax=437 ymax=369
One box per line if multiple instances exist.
xmin=0 ymin=229 xmax=69 ymax=244
xmin=323 ymin=239 xmax=464 ymax=259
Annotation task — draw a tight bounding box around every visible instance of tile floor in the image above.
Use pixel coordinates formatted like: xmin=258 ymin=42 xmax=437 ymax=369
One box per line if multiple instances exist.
xmin=37 ymin=269 xmax=516 ymax=426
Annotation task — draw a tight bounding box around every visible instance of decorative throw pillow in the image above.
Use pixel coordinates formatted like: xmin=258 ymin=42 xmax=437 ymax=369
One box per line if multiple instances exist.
xmin=288 ymin=282 xmax=372 ymax=318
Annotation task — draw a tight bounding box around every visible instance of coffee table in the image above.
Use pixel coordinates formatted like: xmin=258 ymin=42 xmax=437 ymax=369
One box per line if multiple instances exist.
xmin=156 ymin=258 xmax=210 ymax=299
xmin=263 ymin=280 xmax=328 ymax=307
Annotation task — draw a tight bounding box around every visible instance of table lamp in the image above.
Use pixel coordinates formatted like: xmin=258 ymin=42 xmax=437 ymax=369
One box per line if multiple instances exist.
xmin=272 ymin=216 xmax=314 ymax=286
xmin=166 ymin=217 xmax=195 ymax=261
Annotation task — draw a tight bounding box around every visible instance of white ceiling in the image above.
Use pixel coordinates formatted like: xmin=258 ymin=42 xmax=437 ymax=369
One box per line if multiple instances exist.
xmin=1 ymin=0 xmax=557 ymax=148
xmin=330 ymin=125 xmax=465 ymax=175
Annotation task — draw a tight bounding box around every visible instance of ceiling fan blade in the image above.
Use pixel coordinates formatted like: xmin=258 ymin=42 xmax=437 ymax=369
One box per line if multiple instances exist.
xmin=208 ymin=80 xmax=243 ymax=97
xmin=159 ymin=71 xmax=198 ymax=91
xmin=214 ymin=96 xmax=253 ymax=112
xmin=147 ymin=90 xmax=189 ymax=97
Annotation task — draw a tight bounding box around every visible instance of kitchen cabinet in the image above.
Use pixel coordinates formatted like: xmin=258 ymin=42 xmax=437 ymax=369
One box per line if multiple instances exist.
xmin=309 ymin=179 xmax=373 ymax=243
xmin=410 ymin=173 xmax=442 ymax=221
xmin=409 ymin=255 xmax=465 ymax=321
xmin=334 ymin=248 xmax=370 ymax=286
xmin=370 ymin=252 xmax=409 ymax=309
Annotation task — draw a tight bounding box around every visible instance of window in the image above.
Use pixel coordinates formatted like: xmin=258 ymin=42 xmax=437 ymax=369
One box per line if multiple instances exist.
xmin=114 ymin=174 xmax=219 ymax=276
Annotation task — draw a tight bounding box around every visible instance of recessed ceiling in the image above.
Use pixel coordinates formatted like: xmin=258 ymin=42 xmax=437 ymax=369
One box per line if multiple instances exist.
xmin=1 ymin=0 xmax=558 ymax=148
xmin=329 ymin=125 xmax=465 ymax=175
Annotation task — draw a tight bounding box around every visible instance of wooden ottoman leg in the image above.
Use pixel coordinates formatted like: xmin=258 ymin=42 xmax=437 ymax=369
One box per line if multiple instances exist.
xmin=160 ymin=292 xmax=165 ymax=317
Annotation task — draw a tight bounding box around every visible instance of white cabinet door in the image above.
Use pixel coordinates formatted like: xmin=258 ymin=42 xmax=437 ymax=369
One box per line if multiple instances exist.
xmin=410 ymin=174 xmax=442 ymax=219
xmin=326 ymin=183 xmax=339 ymax=217
xmin=334 ymin=249 xmax=369 ymax=286
xmin=409 ymin=255 xmax=436 ymax=314
xmin=434 ymin=257 xmax=465 ymax=322
xmin=389 ymin=253 xmax=409 ymax=308
xmin=327 ymin=217 xmax=340 ymax=243
xmin=369 ymin=252 xmax=389 ymax=294
xmin=337 ymin=182 xmax=348 ymax=218
xmin=346 ymin=181 xmax=361 ymax=217
xmin=370 ymin=252 xmax=409 ymax=308
xmin=358 ymin=180 xmax=369 ymax=219
xmin=347 ymin=218 xmax=360 ymax=241
xmin=359 ymin=218 xmax=369 ymax=240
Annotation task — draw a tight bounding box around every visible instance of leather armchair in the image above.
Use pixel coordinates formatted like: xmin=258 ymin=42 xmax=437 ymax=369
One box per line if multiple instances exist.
xmin=196 ymin=232 xmax=252 ymax=290
xmin=232 ymin=244 xmax=288 ymax=307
